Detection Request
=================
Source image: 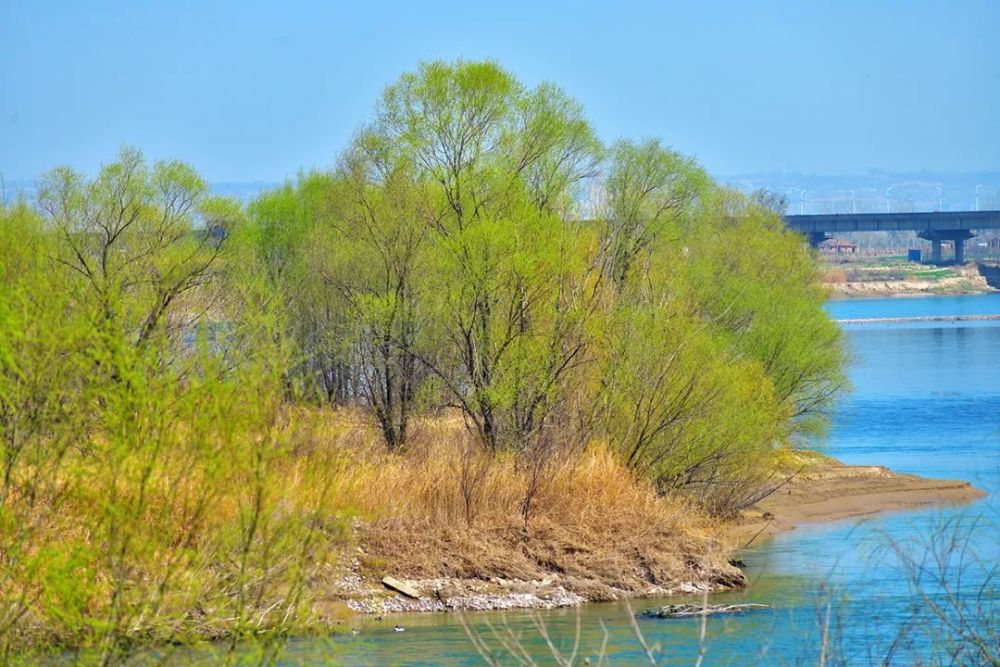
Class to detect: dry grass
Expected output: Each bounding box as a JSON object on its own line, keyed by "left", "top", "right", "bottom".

{"left": 823, "top": 269, "right": 849, "bottom": 284}
{"left": 280, "top": 408, "right": 741, "bottom": 598}
{"left": 1, "top": 407, "right": 742, "bottom": 655}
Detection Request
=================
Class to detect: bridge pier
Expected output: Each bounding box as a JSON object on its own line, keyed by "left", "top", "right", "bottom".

{"left": 784, "top": 212, "right": 1000, "bottom": 262}
{"left": 918, "top": 229, "right": 974, "bottom": 265}
{"left": 808, "top": 232, "right": 830, "bottom": 248}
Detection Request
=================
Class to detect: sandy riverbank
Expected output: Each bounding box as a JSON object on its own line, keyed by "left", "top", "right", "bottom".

{"left": 334, "top": 452, "right": 987, "bottom": 617}
{"left": 729, "top": 451, "right": 987, "bottom": 547}
{"left": 825, "top": 262, "right": 997, "bottom": 299}
{"left": 827, "top": 276, "right": 995, "bottom": 299}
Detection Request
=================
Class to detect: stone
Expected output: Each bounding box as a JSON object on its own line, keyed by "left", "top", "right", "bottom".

{"left": 642, "top": 603, "right": 769, "bottom": 619}
{"left": 381, "top": 576, "right": 422, "bottom": 599}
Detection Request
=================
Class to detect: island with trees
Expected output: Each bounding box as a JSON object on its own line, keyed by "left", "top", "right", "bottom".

{"left": 0, "top": 60, "right": 855, "bottom": 662}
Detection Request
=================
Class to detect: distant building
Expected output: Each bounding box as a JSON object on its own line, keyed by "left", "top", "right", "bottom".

{"left": 820, "top": 238, "right": 858, "bottom": 254}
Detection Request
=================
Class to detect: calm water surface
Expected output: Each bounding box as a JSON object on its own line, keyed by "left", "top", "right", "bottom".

{"left": 171, "top": 295, "right": 1000, "bottom": 665}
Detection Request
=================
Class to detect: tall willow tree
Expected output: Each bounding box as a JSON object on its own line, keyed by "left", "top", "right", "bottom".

{"left": 243, "top": 173, "right": 354, "bottom": 403}
{"left": 358, "top": 60, "right": 604, "bottom": 451}
{"left": 322, "top": 146, "right": 430, "bottom": 449}
{"left": 672, "top": 188, "right": 847, "bottom": 438}
{"left": 592, "top": 141, "right": 846, "bottom": 512}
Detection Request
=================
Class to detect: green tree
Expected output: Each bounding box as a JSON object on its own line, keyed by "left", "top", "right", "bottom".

{"left": 676, "top": 188, "right": 848, "bottom": 438}
{"left": 36, "top": 146, "right": 239, "bottom": 356}
{"left": 324, "top": 145, "right": 430, "bottom": 449}
{"left": 362, "top": 60, "right": 603, "bottom": 451}
{"left": 0, "top": 156, "right": 337, "bottom": 662}
{"left": 242, "top": 173, "right": 355, "bottom": 403}
{"left": 598, "top": 299, "right": 785, "bottom": 512}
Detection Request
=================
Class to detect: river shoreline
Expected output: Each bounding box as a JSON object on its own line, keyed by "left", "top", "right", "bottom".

{"left": 828, "top": 284, "right": 997, "bottom": 299}
{"left": 825, "top": 261, "right": 998, "bottom": 299}
{"left": 334, "top": 453, "right": 986, "bottom": 618}
{"left": 728, "top": 453, "right": 986, "bottom": 548}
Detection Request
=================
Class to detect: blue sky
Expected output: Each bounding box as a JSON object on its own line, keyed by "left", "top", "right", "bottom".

{"left": 1, "top": 0, "right": 997, "bottom": 182}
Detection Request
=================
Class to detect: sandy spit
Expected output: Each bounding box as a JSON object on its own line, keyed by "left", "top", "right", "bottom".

{"left": 729, "top": 455, "right": 988, "bottom": 548}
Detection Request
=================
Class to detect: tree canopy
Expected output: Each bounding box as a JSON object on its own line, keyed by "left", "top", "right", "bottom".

{"left": 234, "top": 59, "right": 846, "bottom": 493}
{"left": 3, "top": 58, "right": 846, "bottom": 521}
{"left": 0, "top": 59, "right": 848, "bottom": 658}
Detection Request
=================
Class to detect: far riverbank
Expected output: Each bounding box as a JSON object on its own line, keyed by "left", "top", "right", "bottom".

{"left": 824, "top": 260, "right": 999, "bottom": 299}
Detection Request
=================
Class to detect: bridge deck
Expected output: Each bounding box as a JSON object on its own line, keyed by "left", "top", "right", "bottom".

{"left": 784, "top": 211, "right": 1000, "bottom": 234}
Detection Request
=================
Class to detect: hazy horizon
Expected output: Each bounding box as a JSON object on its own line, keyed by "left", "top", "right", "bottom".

{"left": 5, "top": 168, "right": 1000, "bottom": 215}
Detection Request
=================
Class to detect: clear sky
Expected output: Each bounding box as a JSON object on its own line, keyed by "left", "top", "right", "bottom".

{"left": 1, "top": 0, "right": 997, "bottom": 182}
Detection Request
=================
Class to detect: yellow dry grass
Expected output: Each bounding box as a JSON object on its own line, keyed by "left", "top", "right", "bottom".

{"left": 823, "top": 269, "right": 849, "bottom": 284}
{"left": 275, "top": 408, "right": 736, "bottom": 596}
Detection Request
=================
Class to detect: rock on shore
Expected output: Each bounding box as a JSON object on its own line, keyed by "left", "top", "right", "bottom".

{"left": 335, "top": 573, "right": 743, "bottom": 615}
{"left": 642, "top": 603, "right": 769, "bottom": 618}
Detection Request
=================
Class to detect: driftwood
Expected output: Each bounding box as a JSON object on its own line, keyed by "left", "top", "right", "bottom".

{"left": 642, "top": 603, "right": 769, "bottom": 619}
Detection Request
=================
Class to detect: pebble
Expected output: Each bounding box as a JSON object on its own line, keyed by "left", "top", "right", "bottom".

{"left": 336, "top": 575, "right": 732, "bottom": 616}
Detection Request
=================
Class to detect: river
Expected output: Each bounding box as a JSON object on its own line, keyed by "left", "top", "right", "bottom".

{"left": 164, "top": 294, "right": 1000, "bottom": 665}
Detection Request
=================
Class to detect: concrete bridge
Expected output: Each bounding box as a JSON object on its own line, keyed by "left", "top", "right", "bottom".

{"left": 784, "top": 211, "right": 1000, "bottom": 263}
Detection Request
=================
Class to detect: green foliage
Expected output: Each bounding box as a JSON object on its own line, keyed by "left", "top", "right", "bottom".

{"left": 232, "top": 59, "right": 844, "bottom": 497}
{"left": 588, "top": 145, "right": 844, "bottom": 509}
{"left": 240, "top": 172, "right": 352, "bottom": 404}
{"left": 322, "top": 155, "right": 428, "bottom": 448}
{"left": 362, "top": 60, "right": 604, "bottom": 451}
{"left": 36, "top": 146, "right": 238, "bottom": 354}
{"left": 0, "top": 159, "right": 340, "bottom": 663}
{"left": 674, "top": 189, "right": 848, "bottom": 437}
{"left": 598, "top": 300, "right": 784, "bottom": 508}
{"left": 0, "top": 59, "right": 848, "bottom": 657}
{"left": 601, "top": 138, "right": 709, "bottom": 287}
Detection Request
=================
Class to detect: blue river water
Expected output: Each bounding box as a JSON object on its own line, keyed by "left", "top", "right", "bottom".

{"left": 160, "top": 295, "right": 1000, "bottom": 666}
